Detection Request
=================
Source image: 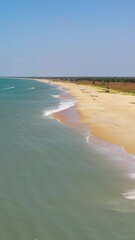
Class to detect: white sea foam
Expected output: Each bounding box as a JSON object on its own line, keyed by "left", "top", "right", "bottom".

{"left": 56, "top": 86, "right": 64, "bottom": 92}
{"left": 2, "top": 86, "right": 15, "bottom": 90}
{"left": 51, "top": 95, "right": 60, "bottom": 98}
{"left": 29, "top": 87, "right": 35, "bottom": 90}
{"left": 86, "top": 135, "right": 90, "bottom": 143}
{"left": 122, "top": 189, "right": 135, "bottom": 200}
{"left": 44, "top": 100, "right": 75, "bottom": 116}
{"left": 127, "top": 173, "right": 135, "bottom": 179}
{"left": 21, "top": 87, "right": 35, "bottom": 91}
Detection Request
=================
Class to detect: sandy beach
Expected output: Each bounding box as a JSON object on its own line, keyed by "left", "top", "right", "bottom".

{"left": 37, "top": 79, "right": 135, "bottom": 155}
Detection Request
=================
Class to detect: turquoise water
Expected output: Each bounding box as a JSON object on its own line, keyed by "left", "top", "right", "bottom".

{"left": 0, "top": 78, "right": 135, "bottom": 240}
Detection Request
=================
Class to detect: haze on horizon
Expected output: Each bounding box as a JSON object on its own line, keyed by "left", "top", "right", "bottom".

{"left": 0, "top": 0, "right": 135, "bottom": 77}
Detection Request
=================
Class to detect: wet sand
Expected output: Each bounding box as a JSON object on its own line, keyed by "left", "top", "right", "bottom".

{"left": 37, "top": 79, "right": 135, "bottom": 155}
{"left": 53, "top": 107, "right": 81, "bottom": 127}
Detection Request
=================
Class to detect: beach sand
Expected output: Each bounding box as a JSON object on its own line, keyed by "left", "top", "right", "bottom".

{"left": 37, "top": 79, "right": 135, "bottom": 155}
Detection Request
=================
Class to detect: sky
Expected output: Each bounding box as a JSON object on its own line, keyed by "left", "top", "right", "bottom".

{"left": 0, "top": 0, "right": 135, "bottom": 77}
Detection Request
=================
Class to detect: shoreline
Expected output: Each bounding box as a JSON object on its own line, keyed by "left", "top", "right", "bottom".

{"left": 34, "top": 79, "right": 135, "bottom": 155}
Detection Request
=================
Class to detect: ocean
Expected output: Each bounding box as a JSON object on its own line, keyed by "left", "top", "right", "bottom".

{"left": 0, "top": 78, "right": 135, "bottom": 240}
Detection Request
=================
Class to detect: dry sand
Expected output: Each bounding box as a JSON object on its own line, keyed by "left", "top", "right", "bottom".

{"left": 37, "top": 79, "right": 135, "bottom": 155}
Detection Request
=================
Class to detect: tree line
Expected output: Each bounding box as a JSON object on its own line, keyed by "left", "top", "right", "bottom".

{"left": 22, "top": 77, "right": 135, "bottom": 83}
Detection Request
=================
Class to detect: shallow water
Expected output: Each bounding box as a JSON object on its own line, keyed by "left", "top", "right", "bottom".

{"left": 0, "top": 78, "right": 135, "bottom": 240}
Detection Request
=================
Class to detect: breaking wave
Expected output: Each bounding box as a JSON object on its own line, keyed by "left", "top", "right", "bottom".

{"left": 29, "top": 87, "right": 35, "bottom": 90}
{"left": 1, "top": 86, "right": 15, "bottom": 90}
{"left": 51, "top": 95, "right": 60, "bottom": 98}
{"left": 44, "top": 100, "right": 75, "bottom": 116}
{"left": 122, "top": 189, "right": 135, "bottom": 200}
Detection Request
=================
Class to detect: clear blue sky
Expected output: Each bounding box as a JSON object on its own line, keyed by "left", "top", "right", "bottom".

{"left": 0, "top": 0, "right": 135, "bottom": 76}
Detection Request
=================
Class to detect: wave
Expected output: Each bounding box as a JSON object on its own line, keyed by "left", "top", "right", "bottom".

{"left": 1, "top": 86, "right": 15, "bottom": 90}
{"left": 126, "top": 173, "right": 135, "bottom": 179}
{"left": 51, "top": 95, "right": 60, "bottom": 98}
{"left": 86, "top": 135, "right": 90, "bottom": 143}
{"left": 56, "top": 86, "right": 64, "bottom": 91}
{"left": 122, "top": 189, "right": 135, "bottom": 200}
{"left": 44, "top": 100, "right": 75, "bottom": 116}
{"left": 19, "top": 87, "right": 35, "bottom": 91}
{"left": 29, "top": 87, "right": 35, "bottom": 90}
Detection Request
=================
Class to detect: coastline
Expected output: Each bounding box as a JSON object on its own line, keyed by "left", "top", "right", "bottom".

{"left": 36, "top": 79, "right": 135, "bottom": 155}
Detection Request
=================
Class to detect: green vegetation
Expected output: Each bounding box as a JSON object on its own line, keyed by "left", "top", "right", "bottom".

{"left": 43, "top": 77, "right": 135, "bottom": 83}
{"left": 19, "top": 77, "right": 135, "bottom": 83}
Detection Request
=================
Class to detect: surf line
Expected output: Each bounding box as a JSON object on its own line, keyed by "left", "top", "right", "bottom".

{"left": 44, "top": 100, "right": 76, "bottom": 117}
